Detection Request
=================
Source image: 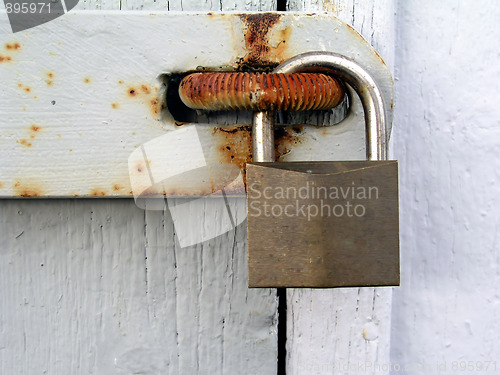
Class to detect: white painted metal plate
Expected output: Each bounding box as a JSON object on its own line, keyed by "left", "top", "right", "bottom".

{"left": 0, "top": 11, "right": 392, "bottom": 197}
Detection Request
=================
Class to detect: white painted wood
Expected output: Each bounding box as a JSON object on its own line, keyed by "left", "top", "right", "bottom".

{"left": 0, "top": 199, "right": 277, "bottom": 374}
{"left": 0, "top": 12, "right": 391, "bottom": 198}
{"left": 391, "top": 1, "right": 500, "bottom": 371}
{"left": 76, "top": 0, "right": 277, "bottom": 11}
{"left": 0, "top": 1, "right": 280, "bottom": 375}
{"left": 285, "top": 1, "right": 395, "bottom": 374}
{"left": 0, "top": 2, "right": 396, "bottom": 375}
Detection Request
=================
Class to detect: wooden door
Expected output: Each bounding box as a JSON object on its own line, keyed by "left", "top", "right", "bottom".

{"left": 0, "top": 1, "right": 395, "bottom": 374}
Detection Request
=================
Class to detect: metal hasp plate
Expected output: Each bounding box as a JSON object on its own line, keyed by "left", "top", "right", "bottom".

{"left": 247, "top": 161, "right": 399, "bottom": 288}
{"left": 0, "top": 12, "right": 392, "bottom": 198}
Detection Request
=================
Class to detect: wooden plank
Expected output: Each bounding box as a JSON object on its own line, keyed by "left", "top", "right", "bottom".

{"left": 0, "top": 199, "right": 277, "bottom": 374}
{"left": 76, "top": 0, "right": 277, "bottom": 11}
{"left": 0, "top": 2, "right": 396, "bottom": 375}
{"left": 285, "top": 1, "right": 396, "bottom": 374}
{"left": 0, "top": 12, "right": 392, "bottom": 198}
{"left": 391, "top": 1, "right": 500, "bottom": 369}
{"left": 0, "top": 1, "right": 280, "bottom": 375}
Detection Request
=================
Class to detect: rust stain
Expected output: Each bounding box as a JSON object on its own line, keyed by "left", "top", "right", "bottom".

{"left": 322, "top": 0, "right": 337, "bottom": 12}
{"left": 31, "top": 125, "right": 41, "bottom": 132}
{"left": 13, "top": 181, "right": 44, "bottom": 197}
{"left": 150, "top": 98, "right": 163, "bottom": 116}
{"left": 84, "top": 77, "right": 91, "bottom": 84}
{"left": 121, "top": 81, "right": 163, "bottom": 120}
{"left": 46, "top": 72, "right": 54, "bottom": 78}
{"left": 0, "top": 55, "right": 12, "bottom": 63}
{"left": 17, "top": 139, "right": 32, "bottom": 147}
{"left": 112, "top": 184, "right": 123, "bottom": 191}
{"left": 118, "top": 80, "right": 124, "bottom": 84}
{"left": 275, "top": 126, "right": 304, "bottom": 161}
{"left": 17, "top": 83, "right": 32, "bottom": 93}
{"left": 5, "top": 42, "right": 21, "bottom": 50}
{"left": 179, "top": 72, "right": 344, "bottom": 111}
{"left": 46, "top": 80, "right": 54, "bottom": 86}
{"left": 0, "top": 182, "right": 4, "bottom": 189}
{"left": 274, "top": 26, "right": 292, "bottom": 58}
{"left": 211, "top": 124, "right": 304, "bottom": 185}
{"left": 111, "top": 103, "right": 119, "bottom": 109}
{"left": 90, "top": 189, "right": 107, "bottom": 196}
{"left": 238, "top": 13, "right": 284, "bottom": 69}
{"left": 213, "top": 125, "right": 252, "bottom": 179}
{"left": 69, "top": 149, "right": 73, "bottom": 152}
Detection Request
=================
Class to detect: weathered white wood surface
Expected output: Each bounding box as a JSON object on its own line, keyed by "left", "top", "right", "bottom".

{"left": 391, "top": 1, "right": 500, "bottom": 371}
{"left": 0, "top": 1, "right": 396, "bottom": 375}
{"left": 0, "top": 1, "right": 281, "bottom": 374}
{"left": 285, "top": 1, "right": 395, "bottom": 374}
{"left": 0, "top": 198, "right": 278, "bottom": 374}
{"left": 0, "top": 11, "right": 391, "bottom": 198}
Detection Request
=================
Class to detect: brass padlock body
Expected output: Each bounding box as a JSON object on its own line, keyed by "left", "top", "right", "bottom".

{"left": 247, "top": 161, "right": 399, "bottom": 288}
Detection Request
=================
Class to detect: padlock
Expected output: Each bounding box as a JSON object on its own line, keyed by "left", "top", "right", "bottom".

{"left": 178, "top": 51, "right": 399, "bottom": 288}
{"left": 246, "top": 52, "right": 399, "bottom": 288}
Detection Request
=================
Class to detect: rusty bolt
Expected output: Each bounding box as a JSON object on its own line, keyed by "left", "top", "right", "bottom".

{"left": 178, "top": 72, "right": 345, "bottom": 111}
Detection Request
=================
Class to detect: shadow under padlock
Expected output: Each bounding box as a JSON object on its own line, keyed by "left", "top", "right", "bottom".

{"left": 128, "top": 125, "right": 246, "bottom": 248}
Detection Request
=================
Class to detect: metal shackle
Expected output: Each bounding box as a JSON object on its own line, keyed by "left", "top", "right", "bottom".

{"left": 252, "top": 52, "right": 388, "bottom": 163}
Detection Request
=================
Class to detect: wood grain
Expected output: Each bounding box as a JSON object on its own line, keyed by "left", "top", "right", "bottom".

{"left": 284, "top": 1, "right": 396, "bottom": 374}
{"left": 0, "top": 1, "right": 280, "bottom": 374}
{"left": 0, "top": 1, "right": 396, "bottom": 374}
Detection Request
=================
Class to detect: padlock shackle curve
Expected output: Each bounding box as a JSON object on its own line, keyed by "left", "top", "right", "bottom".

{"left": 254, "top": 52, "right": 388, "bottom": 161}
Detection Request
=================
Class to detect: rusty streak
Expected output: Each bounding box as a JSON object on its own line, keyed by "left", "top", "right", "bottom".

{"left": 239, "top": 13, "right": 283, "bottom": 69}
